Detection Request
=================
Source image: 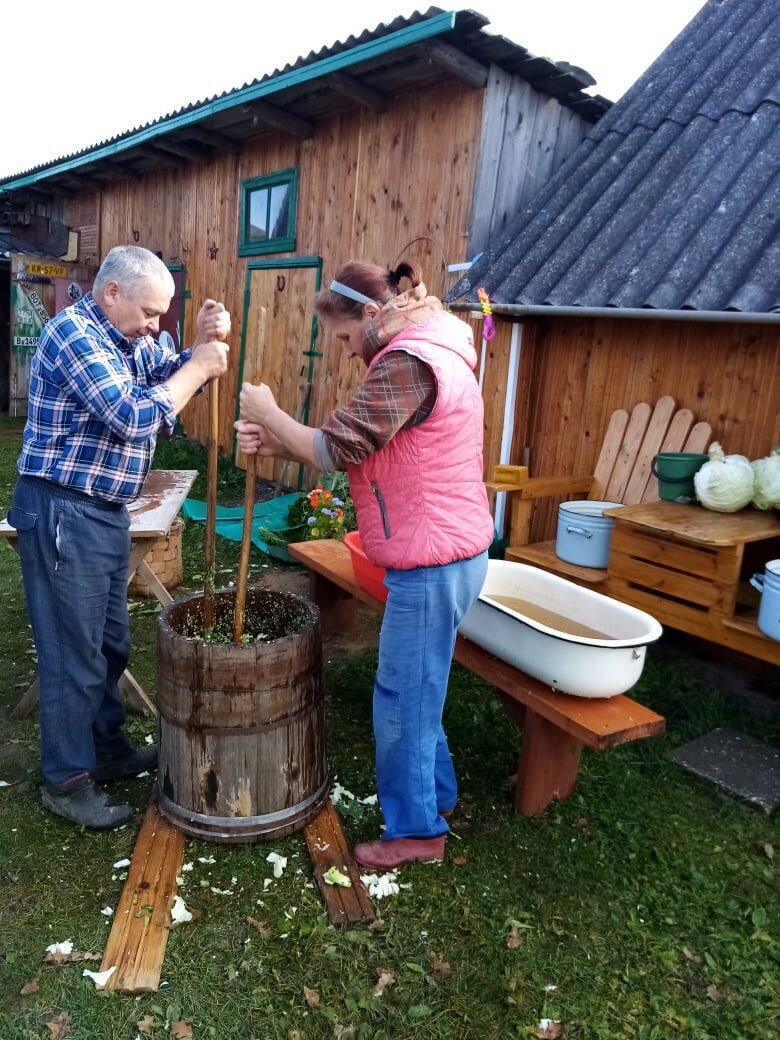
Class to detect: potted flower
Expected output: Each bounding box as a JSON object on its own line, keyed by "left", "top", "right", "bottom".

{"left": 260, "top": 472, "right": 356, "bottom": 560}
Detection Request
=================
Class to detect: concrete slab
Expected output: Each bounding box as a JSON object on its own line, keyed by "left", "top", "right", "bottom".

{"left": 668, "top": 727, "right": 780, "bottom": 813}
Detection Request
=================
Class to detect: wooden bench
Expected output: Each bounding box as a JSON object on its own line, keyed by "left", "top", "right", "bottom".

{"left": 288, "top": 539, "right": 666, "bottom": 816}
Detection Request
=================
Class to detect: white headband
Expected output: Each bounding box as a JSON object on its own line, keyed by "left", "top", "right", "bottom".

{"left": 329, "top": 280, "right": 373, "bottom": 305}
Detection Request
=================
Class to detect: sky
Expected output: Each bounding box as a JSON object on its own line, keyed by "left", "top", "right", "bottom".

{"left": 1, "top": 0, "right": 706, "bottom": 179}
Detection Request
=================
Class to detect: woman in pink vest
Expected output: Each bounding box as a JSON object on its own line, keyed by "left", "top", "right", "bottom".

{"left": 236, "top": 259, "right": 494, "bottom": 870}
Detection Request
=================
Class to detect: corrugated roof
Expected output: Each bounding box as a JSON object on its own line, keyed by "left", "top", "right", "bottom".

{"left": 447, "top": 0, "right": 780, "bottom": 317}
{"left": 0, "top": 8, "right": 608, "bottom": 191}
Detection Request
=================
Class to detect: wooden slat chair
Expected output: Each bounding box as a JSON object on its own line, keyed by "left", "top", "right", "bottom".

{"left": 488, "top": 396, "right": 712, "bottom": 586}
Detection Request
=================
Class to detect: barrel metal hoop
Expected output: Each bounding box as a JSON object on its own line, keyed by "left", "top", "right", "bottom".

{"left": 156, "top": 773, "right": 330, "bottom": 841}
{"left": 155, "top": 694, "right": 324, "bottom": 735}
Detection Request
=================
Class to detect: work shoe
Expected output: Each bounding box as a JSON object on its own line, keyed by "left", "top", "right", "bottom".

{"left": 353, "top": 835, "right": 445, "bottom": 870}
{"left": 91, "top": 744, "right": 158, "bottom": 783}
{"left": 41, "top": 777, "right": 134, "bottom": 830}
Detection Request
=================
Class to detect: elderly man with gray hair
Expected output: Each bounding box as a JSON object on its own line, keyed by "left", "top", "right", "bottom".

{"left": 9, "top": 245, "right": 230, "bottom": 829}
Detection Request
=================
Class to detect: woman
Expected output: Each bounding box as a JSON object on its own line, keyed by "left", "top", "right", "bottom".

{"left": 236, "top": 259, "right": 493, "bottom": 870}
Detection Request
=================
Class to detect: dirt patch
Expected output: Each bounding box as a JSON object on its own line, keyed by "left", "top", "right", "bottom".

{"left": 254, "top": 564, "right": 380, "bottom": 659}
{"left": 322, "top": 605, "right": 381, "bottom": 660}
{"left": 0, "top": 743, "right": 33, "bottom": 791}
{"left": 222, "top": 476, "right": 298, "bottom": 509}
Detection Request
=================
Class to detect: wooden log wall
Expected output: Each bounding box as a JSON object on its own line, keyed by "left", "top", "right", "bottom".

{"left": 497, "top": 315, "right": 780, "bottom": 543}
{"left": 469, "top": 68, "right": 590, "bottom": 257}
{"left": 65, "top": 194, "right": 99, "bottom": 265}
{"left": 67, "top": 79, "right": 485, "bottom": 458}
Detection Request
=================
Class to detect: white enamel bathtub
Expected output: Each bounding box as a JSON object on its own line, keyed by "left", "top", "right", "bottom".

{"left": 458, "top": 561, "right": 663, "bottom": 698}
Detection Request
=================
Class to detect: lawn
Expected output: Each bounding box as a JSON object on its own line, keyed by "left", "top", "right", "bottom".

{"left": 0, "top": 414, "right": 778, "bottom": 1040}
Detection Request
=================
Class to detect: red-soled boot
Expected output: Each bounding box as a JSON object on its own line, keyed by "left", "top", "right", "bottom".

{"left": 353, "top": 835, "right": 445, "bottom": 870}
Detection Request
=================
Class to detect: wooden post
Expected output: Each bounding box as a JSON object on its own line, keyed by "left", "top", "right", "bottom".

{"left": 514, "top": 710, "right": 583, "bottom": 814}
{"left": 203, "top": 378, "right": 219, "bottom": 635}
{"left": 203, "top": 310, "right": 229, "bottom": 636}
{"left": 232, "top": 301, "right": 267, "bottom": 642}
{"left": 233, "top": 458, "right": 256, "bottom": 643}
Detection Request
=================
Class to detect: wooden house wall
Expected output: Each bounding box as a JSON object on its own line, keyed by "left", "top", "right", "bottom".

{"left": 497, "top": 315, "right": 780, "bottom": 543}
{"left": 59, "top": 67, "right": 598, "bottom": 463}
{"left": 67, "top": 79, "right": 486, "bottom": 456}
{"left": 65, "top": 194, "right": 99, "bottom": 265}
{"left": 469, "top": 68, "right": 589, "bottom": 257}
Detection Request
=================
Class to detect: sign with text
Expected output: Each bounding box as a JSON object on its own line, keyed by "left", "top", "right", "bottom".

{"left": 12, "top": 282, "right": 51, "bottom": 351}
{"left": 26, "top": 261, "right": 67, "bottom": 278}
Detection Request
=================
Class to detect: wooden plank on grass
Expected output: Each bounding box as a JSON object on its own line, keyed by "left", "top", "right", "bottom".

{"left": 101, "top": 802, "right": 186, "bottom": 993}
{"left": 304, "top": 798, "right": 375, "bottom": 926}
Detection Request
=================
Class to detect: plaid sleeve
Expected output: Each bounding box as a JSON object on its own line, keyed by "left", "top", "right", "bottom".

{"left": 50, "top": 318, "right": 176, "bottom": 443}
{"left": 149, "top": 344, "right": 191, "bottom": 382}
{"left": 320, "top": 351, "right": 436, "bottom": 468}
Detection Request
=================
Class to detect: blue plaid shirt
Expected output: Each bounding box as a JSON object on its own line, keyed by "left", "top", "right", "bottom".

{"left": 17, "top": 292, "right": 189, "bottom": 503}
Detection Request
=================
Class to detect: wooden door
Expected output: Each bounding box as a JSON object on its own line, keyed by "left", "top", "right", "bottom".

{"left": 237, "top": 260, "right": 321, "bottom": 485}
{"left": 9, "top": 278, "right": 53, "bottom": 417}
{"left": 157, "top": 265, "right": 187, "bottom": 351}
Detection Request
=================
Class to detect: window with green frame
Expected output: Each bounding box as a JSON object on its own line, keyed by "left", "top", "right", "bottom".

{"left": 238, "top": 168, "right": 298, "bottom": 256}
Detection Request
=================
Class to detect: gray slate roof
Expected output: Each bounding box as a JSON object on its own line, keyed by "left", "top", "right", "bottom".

{"left": 447, "top": 0, "right": 780, "bottom": 316}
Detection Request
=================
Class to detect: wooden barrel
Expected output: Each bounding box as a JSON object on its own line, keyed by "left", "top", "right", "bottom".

{"left": 156, "top": 587, "right": 329, "bottom": 843}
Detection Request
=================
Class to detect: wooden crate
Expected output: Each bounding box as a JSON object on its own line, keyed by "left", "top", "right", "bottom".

{"left": 605, "top": 504, "right": 780, "bottom": 666}
{"left": 128, "top": 516, "right": 184, "bottom": 597}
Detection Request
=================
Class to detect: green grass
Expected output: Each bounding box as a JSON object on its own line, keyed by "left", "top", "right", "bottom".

{"left": 0, "top": 415, "right": 778, "bottom": 1040}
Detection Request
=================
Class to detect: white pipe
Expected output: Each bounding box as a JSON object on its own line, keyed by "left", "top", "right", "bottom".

{"left": 477, "top": 334, "right": 487, "bottom": 390}
{"left": 493, "top": 322, "right": 522, "bottom": 536}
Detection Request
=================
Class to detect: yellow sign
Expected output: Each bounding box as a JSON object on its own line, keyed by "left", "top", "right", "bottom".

{"left": 27, "top": 262, "right": 67, "bottom": 278}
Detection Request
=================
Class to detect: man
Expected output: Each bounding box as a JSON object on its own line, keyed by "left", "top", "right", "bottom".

{"left": 9, "top": 245, "right": 230, "bottom": 829}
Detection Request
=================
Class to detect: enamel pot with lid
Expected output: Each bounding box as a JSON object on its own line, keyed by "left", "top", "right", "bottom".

{"left": 555, "top": 500, "right": 623, "bottom": 569}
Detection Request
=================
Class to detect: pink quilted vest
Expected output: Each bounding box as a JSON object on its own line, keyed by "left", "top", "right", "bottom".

{"left": 347, "top": 312, "right": 494, "bottom": 570}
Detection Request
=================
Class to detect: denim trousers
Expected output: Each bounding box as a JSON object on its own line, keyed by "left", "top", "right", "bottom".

{"left": 9, "top": 477, "right": 133, "bottom": 786}
{"left": 374, "top": 550, "right": 488, "bottom": 840}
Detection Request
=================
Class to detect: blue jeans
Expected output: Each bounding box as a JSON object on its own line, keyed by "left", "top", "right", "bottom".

{"left": 9, "top": 477, "right": 133, "bottom": 787}
{"left": 374, "top": 550, "right": 488, "bottom": 840}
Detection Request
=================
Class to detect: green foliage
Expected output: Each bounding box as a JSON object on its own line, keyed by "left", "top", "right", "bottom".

{"left": 151, "top": 432, "right": 248, "bottom": 502}
{"left": 0, "top": 415, "right": 778, "bottom": 1040}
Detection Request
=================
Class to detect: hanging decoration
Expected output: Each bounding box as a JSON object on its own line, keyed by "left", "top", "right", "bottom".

{"left": 476, "top": 287, "right": 496, "bottom": 341}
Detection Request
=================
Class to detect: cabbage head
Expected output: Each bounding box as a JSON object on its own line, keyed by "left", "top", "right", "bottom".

{"left": 693, "top": 442, "right": 754, "bottom": 513}
{"left": 751, "top": 446, "right": 780, "bottom": 510}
